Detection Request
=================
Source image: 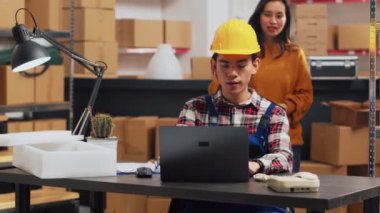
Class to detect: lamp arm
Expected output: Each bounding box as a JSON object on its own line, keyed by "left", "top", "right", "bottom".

{"left": 32, "top": 28, "right": 107, "bottom": 136}
{"left": 34, "top": 27, "right": 105, "bottom": 77}
{"left": 72, "top": 75, "right": 103, "bottom": 136}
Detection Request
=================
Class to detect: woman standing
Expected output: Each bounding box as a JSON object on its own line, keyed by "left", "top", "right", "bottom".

{"left": 208, "top": 0, "right": 313, "bottom": 172}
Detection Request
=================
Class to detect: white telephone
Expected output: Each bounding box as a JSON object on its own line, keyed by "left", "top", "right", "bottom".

{"left": 254, "top": 172, "right": 320, "bottom": 193}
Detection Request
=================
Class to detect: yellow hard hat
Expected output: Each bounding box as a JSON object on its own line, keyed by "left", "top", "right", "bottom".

{"left": 210, "top": 18, "right": 260, "bottom": 55}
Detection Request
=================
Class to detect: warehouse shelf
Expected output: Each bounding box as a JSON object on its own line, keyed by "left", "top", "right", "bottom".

{"left": 328, "top": 49, "right": 380, "bottom": 55}
{"left": 290, "top": 0, "right": 371, "bottom": 3}
{"left": 0, "top": 27, "right": 72, "bottom": 132}
{"left": 0, "top": 102, "right": 70, "bottom": 114}
{"left": 0, "top": 29, "right": 70, "bottom": 39}
{"left": 118, "top": 47, "right": 189, "bottom": 55}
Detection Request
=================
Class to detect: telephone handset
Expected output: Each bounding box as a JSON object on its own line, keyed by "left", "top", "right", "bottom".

{"left": 254, "top": 172, "right": 320, "bottom": 193}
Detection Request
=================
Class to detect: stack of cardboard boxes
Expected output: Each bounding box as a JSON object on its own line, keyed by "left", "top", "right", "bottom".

{"left": 116, "top": 19, "right": 191, "bottom": 49}
{"left": 0, "top": 64, "right": 65, "bottom": 106}
{"left": 107, "top": 116, "right": 177, "bottom": 213}
{"left": 295, "top": 3, "right": 328, "bottom": 56}
{"left": 309, "top": 100, "right": 380, "bottom": 213}
{"left": 295, "top": 4, "right": 370, "bottom": 55}
{"left": 62, "top": 0, "right": 118, "bottom": 77}
{"left": 190, "top": 57, "right": 213, "bottom": 80}
{"left": 294, "top": 3, "right": 378, "bottom": 77}
{"left": 311, "top": 100, "right": 380, "bottom": 166}
{"left": 0, "top": 0, "right": 67, "bottom": 133}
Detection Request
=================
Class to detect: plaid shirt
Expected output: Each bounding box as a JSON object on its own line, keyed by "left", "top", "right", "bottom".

{"left": 177, "top": 89, "right": 293, "bottom": 174}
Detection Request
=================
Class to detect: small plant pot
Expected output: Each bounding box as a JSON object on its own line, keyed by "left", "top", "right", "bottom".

{"left": 86, "top": 136, "right": 118, "bottom": 150}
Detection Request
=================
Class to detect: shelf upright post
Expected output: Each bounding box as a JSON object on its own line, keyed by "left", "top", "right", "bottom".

{"left": 368, "top": 0, "right": 377, "bottom": 178}
{"left": 68, "top": 0, "right": 75, "bottom": 131}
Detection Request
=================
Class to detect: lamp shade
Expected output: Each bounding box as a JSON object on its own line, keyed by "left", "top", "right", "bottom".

{"left": 11, "top": 24, "right": 51, "bottom": 72}
{"left": 11, "top": 41, "right": 51, "bottom": 72}
{"left": 146, "top": 44, "right": 183, "bottom": 79}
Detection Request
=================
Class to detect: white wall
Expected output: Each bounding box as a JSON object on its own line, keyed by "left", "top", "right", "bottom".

{"left": 229, "top": 0, "right": 259, "bottom": 21}
{"left": 116, "top": 0, "right": 162, "bottom": 19}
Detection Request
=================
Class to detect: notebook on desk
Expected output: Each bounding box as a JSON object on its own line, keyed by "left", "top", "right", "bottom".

{"left": 159, "top": 126, "right": 249, "bottom": 182}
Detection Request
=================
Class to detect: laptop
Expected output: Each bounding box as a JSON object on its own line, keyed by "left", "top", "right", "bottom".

{"left": 159, "top": 126, "right": 249, "bottom": 182}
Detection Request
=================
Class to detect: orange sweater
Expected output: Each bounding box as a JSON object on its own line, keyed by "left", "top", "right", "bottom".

{"left": 208, "top": 43, "right": 313, "bottom": 145}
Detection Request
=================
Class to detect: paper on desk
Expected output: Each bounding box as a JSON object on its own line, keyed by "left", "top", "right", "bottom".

{"left": 117, "top": 161, "right": 160, "bottom": 174}
{"left": 0, "top": 131, "right": 84, "bottom": 146}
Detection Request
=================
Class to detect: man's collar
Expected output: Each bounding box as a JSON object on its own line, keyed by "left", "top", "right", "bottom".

{"left": 214, "top": 88, "right": 260, "bottom": 110}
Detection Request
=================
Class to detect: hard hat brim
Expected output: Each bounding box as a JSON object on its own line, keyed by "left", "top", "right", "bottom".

{"left": 212, "top": 48, "right": 260, "bottom": 55}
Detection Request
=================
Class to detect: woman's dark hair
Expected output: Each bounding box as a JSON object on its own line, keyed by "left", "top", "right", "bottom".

{"left": 248, "top": 0, "right": 291, "bottom": 58}
{"left": 211, "top": 53, "right": 258, "bottom": 61}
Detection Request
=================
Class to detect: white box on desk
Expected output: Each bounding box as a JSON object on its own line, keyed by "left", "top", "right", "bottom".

{"left": 13, "top": 141, "right": 116, "bottom": 179}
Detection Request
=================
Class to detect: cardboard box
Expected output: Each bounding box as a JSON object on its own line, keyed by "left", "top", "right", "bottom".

{"left": 328, "top": 26, "right": 338, "bottom": 50}
{"left": 34, "top": 119, "right": 67, "bottom": 131}
{"left": 296, "top": 30, "right": 327, "bottom": 44}
{"left": 164, "top": 20, "right": 192, "bottom": 48}
{"left": 64, "top": 41, "right": 118, "bottom": 76}
{"left": 106, "top": 193, "right": 147, "bottom": 213}
{"left": 125, "top": 116, "right": 158, "bottom": 162}
{"left": 310, "top": 123, "right": 380, "bottom": 166}
{"left": 0, "top": 0, "right": 24, "bottom": 28}
{"left": 300, "top": 161, "right": 347, "bottom": 175}
{"left": 338, "top": 24, "right": 370, "bottom": 50}
{"left": 13, "top": 141, "right": 116, "bottom": 178}
{"left": 62, "top": 8, "right": 115, "bottom": 42}
{"left": 62, "top": 0, "right": 115, "bottom": 9}
{"left": 295, "top": 3, "right": 327, "bottom": 19}
{"left": 117, "top": 19, "right": 164, "bottom": 48}
{"left": 324, "top": 100, "right": 380, "bottom": 129}
{"left": 8, "top": 121, "right": 34, "bottom": 133}
{"left": 191, "top": 57, "right": 212, "bottom": 80}
{"left": 0, "top": 115, "right": 7, "bottom": 122}
{"left": 155, "top": 117, "right": 177, "bottom": 159}
{"left": 0, "top": 66, "right": 35, "bottom": 105}
{"left": 147, "top": 196, "right": 171, "bottom": 213}
{"left": 35, "top": 65, "right": 65, "bottom": 103}
{"left": 123, "top": 153, "right": 151, "bottom": 162}
{"left": 296, "top": 18, "right": 328, "bottom": 32}
{"left": 112, "top": 116, "right": 131, "bottom": 161}
{"left": 295, "top": 206, "right": 346, "bottom": 213}
{"left": 25, "top": 0, "right": 62, "bottom": 31}
{"left": 347, "top": 165, "right": 380, "bottom": 177}
{"left": 298, "top": 41, "right": 328, "bottom": 56}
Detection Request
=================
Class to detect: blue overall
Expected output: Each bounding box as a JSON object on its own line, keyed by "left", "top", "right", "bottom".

{"left": 168, "top": 96, "right": 288, "bottom": 213}
{"left": 204, "top": 95, "right": 275, "bottom": 159}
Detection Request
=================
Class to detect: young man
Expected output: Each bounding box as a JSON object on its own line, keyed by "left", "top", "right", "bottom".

{"left": 170, "top": 19, "right": 293, "bottom": 212}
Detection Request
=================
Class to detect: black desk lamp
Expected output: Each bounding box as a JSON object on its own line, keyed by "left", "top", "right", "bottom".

{"left": 11, "top": 8, "right": 108, "bottom": 136}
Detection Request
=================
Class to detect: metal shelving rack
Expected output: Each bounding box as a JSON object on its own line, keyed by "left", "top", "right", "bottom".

{"left": 292, "top": 0, "right": 378, "bottom": 179}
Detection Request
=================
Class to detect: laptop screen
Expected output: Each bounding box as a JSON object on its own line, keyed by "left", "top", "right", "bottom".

{"left": 159, "top": 126, "right": 249, "bottom": 182}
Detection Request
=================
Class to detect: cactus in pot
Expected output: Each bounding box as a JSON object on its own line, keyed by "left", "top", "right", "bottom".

{"left": 90, "top": 113, "right": 113, "bottom": 138}
{"left": 87, "top": 112, "right": 118, "bottom": 150}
